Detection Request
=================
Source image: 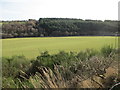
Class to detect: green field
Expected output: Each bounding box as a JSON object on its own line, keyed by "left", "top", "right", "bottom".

{"left": 2, "top": 36, "right": 118, "bottom": 59}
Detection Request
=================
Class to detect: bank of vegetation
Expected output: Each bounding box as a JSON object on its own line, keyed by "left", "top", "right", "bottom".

{"left": 2, "top": 45, "right": 120, "bottom": 88}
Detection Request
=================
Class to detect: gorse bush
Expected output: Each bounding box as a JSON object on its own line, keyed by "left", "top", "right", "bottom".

{"left": 34, "top": 49, "right": 98, "bottom": 70}
{"left": 2, "top": 55, "right": 30, "bottom": 77}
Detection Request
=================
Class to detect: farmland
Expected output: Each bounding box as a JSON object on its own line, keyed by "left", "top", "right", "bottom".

{"left": 2, "top": 36, "right": 118, "bottom": 59}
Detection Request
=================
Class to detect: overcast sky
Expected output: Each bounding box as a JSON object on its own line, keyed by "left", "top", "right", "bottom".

{"left": 0, "top": 0, "right": 119, "bottom": 20}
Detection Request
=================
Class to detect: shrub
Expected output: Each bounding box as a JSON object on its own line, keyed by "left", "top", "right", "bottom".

{"left": 2, "top": 55, "right": 30, "bottom": 77}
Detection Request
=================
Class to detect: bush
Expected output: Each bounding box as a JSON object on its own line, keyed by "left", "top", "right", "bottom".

{"left": 2, "top": 55, "right": 30, "bottom": 77}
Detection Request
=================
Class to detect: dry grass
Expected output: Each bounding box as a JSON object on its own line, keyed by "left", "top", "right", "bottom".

{"left": 28, "top": 64, "right": 119, "bottom": 88}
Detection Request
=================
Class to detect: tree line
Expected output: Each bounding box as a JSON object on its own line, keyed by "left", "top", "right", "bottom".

{"left": 1, "top": 18, "right": 119, "bottom": 38}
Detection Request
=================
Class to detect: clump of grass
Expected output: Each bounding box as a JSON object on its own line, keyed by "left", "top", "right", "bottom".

{"left": 77, "top": 49, "right": 98, "bottom": 61}
{"left": 101, "top": 45, "right": 115, "bottom": 57}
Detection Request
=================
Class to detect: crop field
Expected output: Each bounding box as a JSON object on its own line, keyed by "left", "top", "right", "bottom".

{"left": 2, "top": 36, "right": 118, "bottom": 59}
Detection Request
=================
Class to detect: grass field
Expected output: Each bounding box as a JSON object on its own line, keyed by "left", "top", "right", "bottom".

{"left": 2, "top": 36, "right": 118, "bottom": 59}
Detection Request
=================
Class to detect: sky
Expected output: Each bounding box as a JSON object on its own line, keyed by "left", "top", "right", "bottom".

{"left": 0, "top": 0, "right": 119, "bottom": 21}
